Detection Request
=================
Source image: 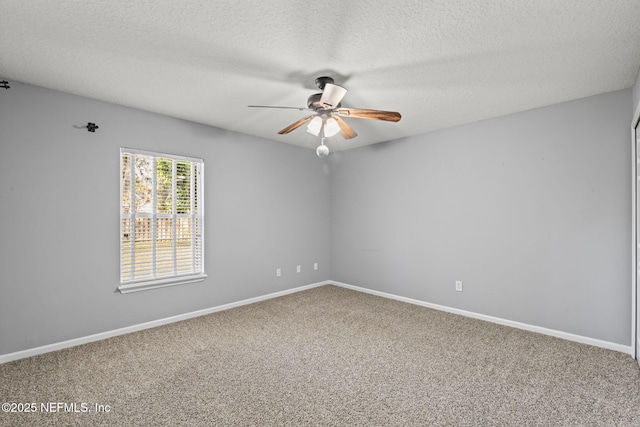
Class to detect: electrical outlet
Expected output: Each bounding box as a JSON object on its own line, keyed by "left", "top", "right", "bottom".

{"left": 296, "top": 265, "right": 301, "bottom": 273}
{"left": 314, "top": 263, "right": 318, "bottom": 270}
{"left": 276, "top": 268, "right": 281, "bottom": 277}
{"left": 455, "top": 281, "right": 463, "bottom": 292}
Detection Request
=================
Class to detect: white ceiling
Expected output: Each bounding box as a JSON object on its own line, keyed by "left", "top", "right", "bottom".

{"left": 1, "top": 1, "right": 640, "bottom": 152}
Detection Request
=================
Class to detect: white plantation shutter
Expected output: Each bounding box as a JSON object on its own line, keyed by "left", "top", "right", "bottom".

{"left": 119, "top": 148, "right": 205, "bottom": 293}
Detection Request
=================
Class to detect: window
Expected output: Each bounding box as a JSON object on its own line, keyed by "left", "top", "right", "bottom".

{"left": 119, "top": 148, "right": 205, "bottom": 293}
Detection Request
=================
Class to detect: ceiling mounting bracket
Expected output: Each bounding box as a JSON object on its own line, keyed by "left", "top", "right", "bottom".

{"left": 315, "top": 76, "right": 334, "bottom": 90}
{"left": 0, "top": 80, "right": 10, "bottom": 89}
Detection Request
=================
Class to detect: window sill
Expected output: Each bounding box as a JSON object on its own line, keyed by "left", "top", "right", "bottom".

{"left": 118, "top": 274, "right": 207, "bottom": 294}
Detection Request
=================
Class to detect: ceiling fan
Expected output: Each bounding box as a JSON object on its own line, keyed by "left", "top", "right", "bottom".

{"left": 248, "top": 77, "right": 401, "bottom": 156}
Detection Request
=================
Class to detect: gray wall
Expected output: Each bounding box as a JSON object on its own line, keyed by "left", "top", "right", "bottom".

{"left": 330, "top": 89, "right": 632, "bottom": 345}
{"left": 633, "top": 70, "right": 640, "bottom": 115}
{"left": 1, "top": 81, "right": 633, "bottom": 355}
{"left": 633, "top": 71, "right": 640, "bottom": 356}
{"left": 0, "top": 82, "right": 331, "bottom": 355}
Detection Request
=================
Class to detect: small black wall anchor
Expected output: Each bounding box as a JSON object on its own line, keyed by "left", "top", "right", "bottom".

{"left": 0, "top": 80, "right": 9, "bottom": 89}
{"left": 86, "top": 122, "right": 99, "bottom": 132}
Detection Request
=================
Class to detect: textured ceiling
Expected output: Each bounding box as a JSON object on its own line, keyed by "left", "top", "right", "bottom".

{"left": 1, "top": 1, "right": 640, "bottom": 152}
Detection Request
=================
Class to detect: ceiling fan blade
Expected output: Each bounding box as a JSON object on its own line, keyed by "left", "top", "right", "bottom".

{"left": 333, "top": 115, "right": 357, "bottom": 139}
{"left": 319, "top": 83, "right": 348, "bottom": 109}
{"left": 335, "top": 108, "right": 401, "bottom": 122}
{"left": 248, "top": 105, "right": 309, "bottom": 111}
{"left": 277, "top": 115, "right": 315, "bottom": 134}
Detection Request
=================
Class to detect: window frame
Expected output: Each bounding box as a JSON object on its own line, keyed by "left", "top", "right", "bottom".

{"left": 118, "top": 147, "right": 206, "bottom": 294}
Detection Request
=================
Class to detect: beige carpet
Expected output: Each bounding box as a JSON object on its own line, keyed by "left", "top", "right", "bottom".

{"left": 1, "top": 285, "right": 639, "bottom": 426}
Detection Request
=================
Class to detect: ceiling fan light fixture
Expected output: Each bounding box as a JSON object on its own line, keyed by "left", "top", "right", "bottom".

{"left": 250, "top": 77, "right": 401, "bottom": 141}
{"left": 324, "top": 117, "right": 340, "bottom": 137}
{"left": 306, "top": 116, "right": 322, "bottom": 136}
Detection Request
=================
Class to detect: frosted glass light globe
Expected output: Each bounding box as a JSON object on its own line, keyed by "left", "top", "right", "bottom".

{"left": 316, "top": 144, "right": 329, "bottom": 158}
{"left": 323, "top": 117, "right": 340, "bottom": 137}
{"left": 306, "top": 116, "right": 322, "bottom": 136}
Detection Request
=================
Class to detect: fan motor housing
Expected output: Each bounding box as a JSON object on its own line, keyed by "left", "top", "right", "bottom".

{"left": 307, "top": 93, "right": 340, "bottom": 111}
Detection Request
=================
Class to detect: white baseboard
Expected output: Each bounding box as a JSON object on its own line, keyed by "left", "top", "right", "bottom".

{"left": 0, "top": 280, "right": 331, "bottom": 364}
{"left": 1, "top": 279, "right": 631, "bottom": 364}
{"left": 329, "top": 281, "right": 633, "bottom": 355}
